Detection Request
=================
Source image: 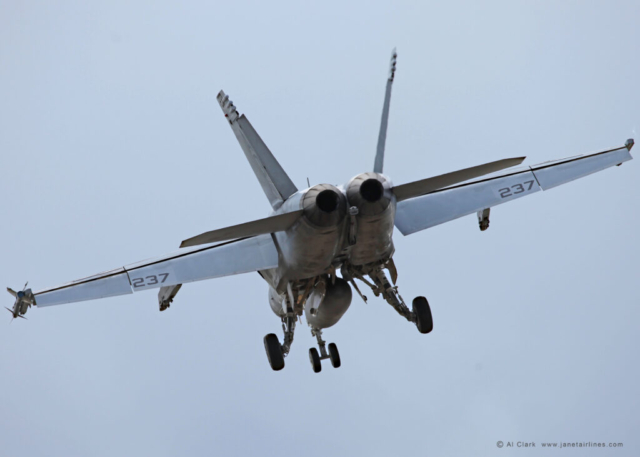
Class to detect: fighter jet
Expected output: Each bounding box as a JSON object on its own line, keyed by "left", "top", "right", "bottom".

{"left": 7, "top": 51, "right": 634, "bottom": 372}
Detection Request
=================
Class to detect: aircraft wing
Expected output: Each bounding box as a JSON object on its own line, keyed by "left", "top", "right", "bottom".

{"left": 32, "top": 234, "right": 278, "bottom": 307}
{"left": 394, "top": 141, "right": 634, "bottom": 235}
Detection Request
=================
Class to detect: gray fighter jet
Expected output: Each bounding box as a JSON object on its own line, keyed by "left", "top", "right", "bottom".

{"left": 7, "top": 51, "right": 634, "bottom": 372}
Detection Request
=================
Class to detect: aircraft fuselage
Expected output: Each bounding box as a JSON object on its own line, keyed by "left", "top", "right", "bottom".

{"left": 266, "top": 172, "right": 396, "bottom": 293}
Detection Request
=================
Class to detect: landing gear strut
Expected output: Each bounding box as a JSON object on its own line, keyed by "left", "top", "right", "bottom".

{"left": 344, "top": 261, "right": 434, "bottom": 335}
{"left": 281, "top": 315, "right": 296, "bottom": 356}
{"left": 368, "top": 267, "right": 413, "bottom": 322}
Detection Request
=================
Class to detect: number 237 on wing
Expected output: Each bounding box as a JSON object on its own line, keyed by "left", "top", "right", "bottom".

{"left": 130, "top": 273, "right": 170, "bottom": 289}
{"left": 497, "top": 180, "right": 536, "bottom": 198}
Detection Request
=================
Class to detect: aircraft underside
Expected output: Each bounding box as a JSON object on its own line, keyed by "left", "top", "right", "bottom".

{"left": 260, "top": 255, "right": 433, "bottom": 372}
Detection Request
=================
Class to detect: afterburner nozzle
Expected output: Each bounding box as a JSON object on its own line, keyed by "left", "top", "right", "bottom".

{"left": 346, "top": 172, "right": 393, "bottom": 216}
{"left": 302, "top": 184, "right": 347, "bottom": 227}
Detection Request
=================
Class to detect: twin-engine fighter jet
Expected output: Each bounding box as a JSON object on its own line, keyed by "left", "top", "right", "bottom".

{"left": 8, "top": 51, "right": 634, "bottom": 372}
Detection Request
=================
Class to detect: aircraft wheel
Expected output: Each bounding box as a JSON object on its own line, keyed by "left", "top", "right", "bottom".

{"left": 328, "top": 343, "right": 341, "bottom": 368}
{"left": 412, "top": 296, "right": 433, "bottom": 334}
{"left": 264, "top": 333, "right": 285, "bottom": 371}
{"left": 309, "top": 347, "right": 322, "bottom": 373}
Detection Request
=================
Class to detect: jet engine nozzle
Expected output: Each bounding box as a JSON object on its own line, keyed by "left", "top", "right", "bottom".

{"left": 302, "top": 184, "right": 347, "bottom": 227}
{"left": 346, "top": 172, "right": 393, "bottom": 216}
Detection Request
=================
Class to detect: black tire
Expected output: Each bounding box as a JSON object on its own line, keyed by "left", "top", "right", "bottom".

{"left": 412, "top": 296, "right": 433, "bottom": 334}
{"left": 328, "top": 343, "right": 341, "bottom": 368}
{"left": 309, "top": 347, "right": 322, "bottom": 373}
{"left": 264, "top": 333, "right": 285, "bottom": 371}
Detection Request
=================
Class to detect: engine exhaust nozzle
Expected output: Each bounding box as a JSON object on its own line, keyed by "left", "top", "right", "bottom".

{"left": 302, "top": 184, "right": 347, "bottom": 227}
{"left": 360, "top": 178, "right": 384, "bottom": 202}
{"left": 346, "top": 173, "right": 393, "bottom": 216}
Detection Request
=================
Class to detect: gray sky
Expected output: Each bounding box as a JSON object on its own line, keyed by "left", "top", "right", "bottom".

{"left": 1, "top": 1, "right": 639, "bottom": 456}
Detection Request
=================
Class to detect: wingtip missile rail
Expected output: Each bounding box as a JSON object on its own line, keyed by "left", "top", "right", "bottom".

{"left": 5, "top": 283, "right": 34, "bottom": 321}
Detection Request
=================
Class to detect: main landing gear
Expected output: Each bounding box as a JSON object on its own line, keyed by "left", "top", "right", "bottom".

{"left": 263, "top": 314, "right": 296, "bottom": 371}
{"left": 344, "top": 261, "right": 434, "bottom": 335}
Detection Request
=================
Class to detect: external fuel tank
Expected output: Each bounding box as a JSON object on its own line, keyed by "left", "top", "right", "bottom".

{"left": 304, "top": 277, "right": 352, "bottom": 329}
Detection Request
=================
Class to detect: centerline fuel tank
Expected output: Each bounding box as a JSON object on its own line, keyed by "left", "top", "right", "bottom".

{"left": 304, "top": 276, "right": 352, "bottom": 329}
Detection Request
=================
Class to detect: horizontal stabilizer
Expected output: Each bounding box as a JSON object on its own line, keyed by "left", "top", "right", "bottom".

{"left": 393, "top": 157, "right": 526, "bottom": 202}
{"left": 180, "top": 210, "right": 304, "bottom": 248}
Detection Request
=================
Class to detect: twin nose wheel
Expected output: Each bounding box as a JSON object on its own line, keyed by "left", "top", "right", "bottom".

{"left": 309, "top": 342, "right": 340, "bottom": 373}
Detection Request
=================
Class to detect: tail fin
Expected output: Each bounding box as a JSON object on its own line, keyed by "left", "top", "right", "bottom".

{"left": 374, "top": 49, "right": 397, "bottom": 174}
{"left": 217, "top": 91, "right": 298, "bottom": 209}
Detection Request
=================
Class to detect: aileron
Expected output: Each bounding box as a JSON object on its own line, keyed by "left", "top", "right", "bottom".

{"left": 34, "top": 268, "right": 133, "bottom": 307}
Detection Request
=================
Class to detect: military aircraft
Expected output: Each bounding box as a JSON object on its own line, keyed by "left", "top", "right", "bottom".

{"left": 7, "top": 51, "right": 634, "bottom": 373}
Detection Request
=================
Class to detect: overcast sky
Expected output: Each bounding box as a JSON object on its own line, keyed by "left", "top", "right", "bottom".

{"left": 1, "top": 1, "right": 639, "bottom": 456}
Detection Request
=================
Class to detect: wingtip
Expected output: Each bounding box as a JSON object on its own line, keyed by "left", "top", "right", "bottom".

{"left": 625, "top": 138, "right": 634, "bottom": 151}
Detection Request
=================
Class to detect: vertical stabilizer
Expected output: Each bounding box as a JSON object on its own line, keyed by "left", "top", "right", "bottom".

{"left": 218, "top": 91, "right": 298, "bottom": 209}
{"left": 374, "top": 49, "right": 397, "bottom": 174}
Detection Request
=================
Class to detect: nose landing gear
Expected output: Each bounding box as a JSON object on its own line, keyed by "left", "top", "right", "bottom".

{"left": 309, "top": 347, "right": 321, "bottom": 373}
{"left": 307, "top": 328, "right": 341, "bottom": 373}
{"left": 328, "top": 342, "right": 341, "bottom": 368}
